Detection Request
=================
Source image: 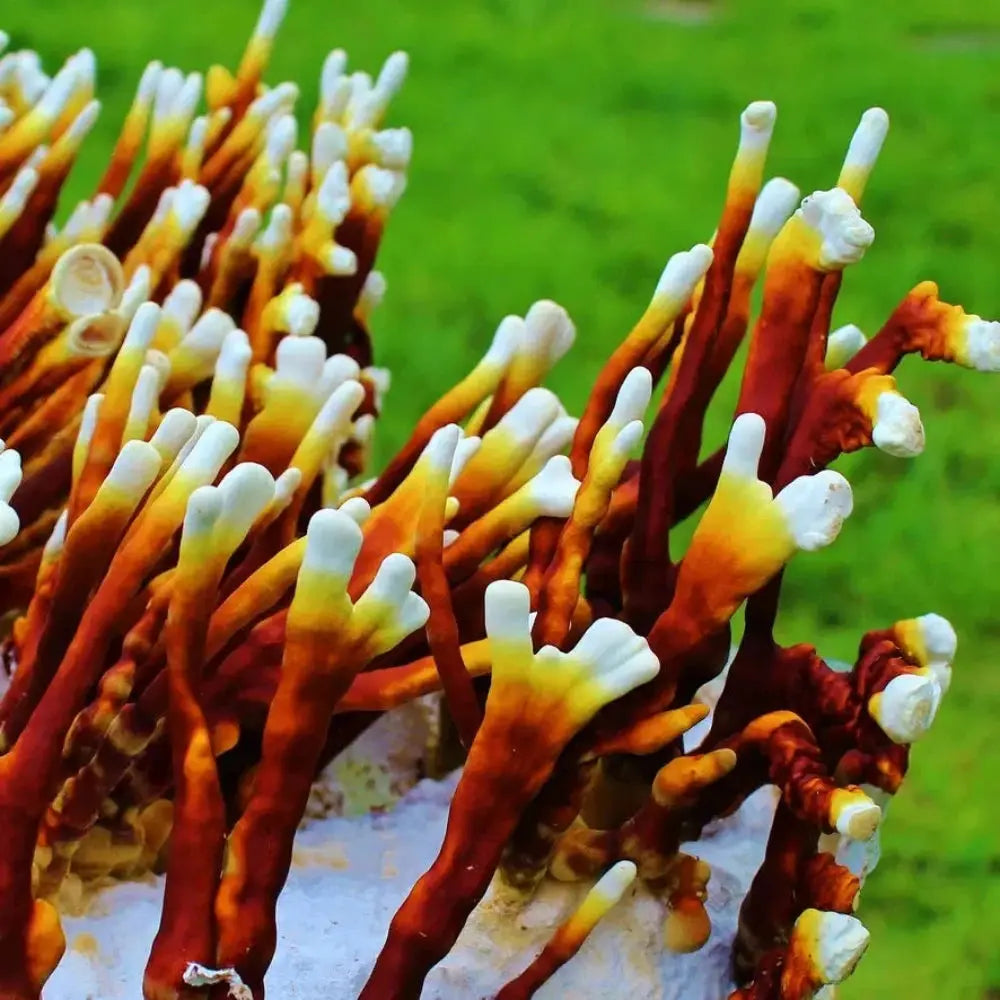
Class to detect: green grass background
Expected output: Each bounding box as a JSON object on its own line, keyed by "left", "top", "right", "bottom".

{"left": 3, "top": 0, "right": 999, "bottom": 996}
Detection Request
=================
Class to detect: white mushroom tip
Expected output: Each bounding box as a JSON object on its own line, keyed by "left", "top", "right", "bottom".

{"left": 179, "top": 420, "right": 241, "bottom": 483}
{"left": 172, "top": 181, "right": 211, "bottom": 233}
{"left": 215, "top": 327, "right": 252, "bottom": 373}
{"left": 358, "top": 271, "right": 387, "bottom": 316}
{"left": 303, "top": 507, "right": 364, "bottom": 579}
{"left": 358, "top": 165, "right": 406, "bottom": 210}
{"left": 748, "top": 177, "right": 801, "bottom": 239}
{"left": 423, "top": 424, "right": 462, "bottom": 475}
{"left": 254, "top": 0, "right": 289, "bottom": 41}
{"left": 526, "top": 454, "right": 581, "bottom": 518}
{"left": 484, "top": 579, "right": 532, "bottom": 644}
{"left": 323, "top": 244, "right": 358, "bottom": 276}
{"left": 775, "top": 469, "right": 854, "bottom": 551}
{"left": 654, "top": 244, "right": 714, "bottom": 303}
{"left": 914, "top": 612, "right": 957, "bottom": 664}
{"left": 449, "top": 435, "right": 481, "bottom": 486}
{"left": 842, "top": 107, "right": 890, "bottom": 174}
{"left": 104, "top": 440, "right": 163, "bottom": 500}
{"left": 217, "top": 463, "right": 277, "bottom": 534}
{"left": 501, "top": 388, "right": 562, "bottom": 446}
{"left": 136, "top": 61, "right": 163, "bottom": 103}
{"left": 337, "top": 496, "right": 372, "bottom": 525}
{"left": 799, "top": 188, "right": 875, "bottom": 270}
{"left": 608, "top": 367, "right": 653, "bottom": 429}
{"left": 834, "top": 798, "right": 882, "bottom": 841}
{"left": 871, "top": 392, "right": 924, "bottom": 457}
{"left": 824, "top": 323, "right": 867, "bottom": 370}
{"left": 959, "top": 316, "right": 1000, "bottom": 371}
{"left": 232, "top": 207, "right": 262, "bottom": 244}
{"left": 376, "top": 51, "right": 409, "bottom": 98}
{"left": 804, "top": 910, "right": 871, "bottom": 984}
{"left": 372, "top": 127, "right": 413, "bottom": 169}
{"left": 721, "top": 412, "right": 766, "bottom": 480}
{"left": 523, "top": 299, "right": 576, "bottom": 365}
{"left": 149, "top": 408, "right": 199, "bottom": 461}
{"left": 739, "top": 100, "right": 777, "bottom": 153}
{"left": 568, "top": 616, "right": 660, "bottom": 699}
{"left": 0, "top": 506, "right": 19, "bottom": 546}
{"left": 870, "top": 673, "right": 940, "bottom": 744}
{"left": 285, "top": 292, "right": 320, "bottom": 337}
{"left": 590, "top": 860, "right": 638, "bottom": 907}
{"left": 483, "top": 315, "right": 526, "bottom": 369}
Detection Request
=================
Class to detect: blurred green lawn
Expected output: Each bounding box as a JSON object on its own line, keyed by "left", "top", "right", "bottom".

{"left": 4, "top": 0, "right": 999, "bottom": 996}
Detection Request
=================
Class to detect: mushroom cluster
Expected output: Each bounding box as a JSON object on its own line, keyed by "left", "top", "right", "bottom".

{"left": 0, "top": 2, "right": 992, "bottom": 999}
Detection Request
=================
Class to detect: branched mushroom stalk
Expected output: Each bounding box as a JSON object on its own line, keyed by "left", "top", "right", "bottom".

{"left": 360, "top": 581, "right": 659, "bottom": 999}
{"left": 0, "top": 4, "right": 994, "bottom": 1000}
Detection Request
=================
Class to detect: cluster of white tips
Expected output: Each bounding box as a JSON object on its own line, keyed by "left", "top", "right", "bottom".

{"left": 269, "top": 336, "right": 360, "bottom": 406}
{"left": 300, "top": 507, "right": 429, "bottom": 649}
{"left": 562, "top": 615, "right": 661, "bottom": 700}
{"left": 178, "top": 464, "right": 277, "bottom": 566}
{"left": 484, "top": 579, "right": 659, "bottom": 716}
{"left": 48, "top": 193, "right": 115, "bottom": 247}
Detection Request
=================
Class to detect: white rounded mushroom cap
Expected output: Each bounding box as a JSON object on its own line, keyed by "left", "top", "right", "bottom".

{"left": 0, "top": 505, "right": 19, "bottom": 546}
{"left": 52, "top": 243, "right": 124, "bottom": 317}
{"left": 872, "top": 673, "right": 940, "bottom": 744}
{"left": 807, "top": 910, "right": 871, "bottom": 983}
{"left": 961, "top": 317, "right": 1000, "bottom": 371}
{"left": 774, "top": 470, "right": 854, "bottom": 551}
{"left": 871, "top": 392, "right": 924, "bottom": 458}
{"left": 798, "top": 188, "right": 875, "bottom": 270}
{"left": 834, "top": 799, "right": 882, "bottom": 841}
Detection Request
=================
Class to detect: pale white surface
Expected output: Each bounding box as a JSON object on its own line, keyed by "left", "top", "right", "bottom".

{"left": 49, "top": 777, "right": 776, "bottom": 1000}
{"left": 43, "top": 669, "right": 782, "bottom": 1000}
